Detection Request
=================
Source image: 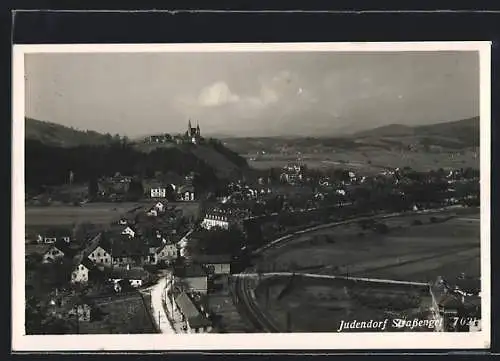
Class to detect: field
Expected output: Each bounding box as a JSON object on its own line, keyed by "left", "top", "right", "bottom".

{"left": 247, "top": 149, "right": 479, "bottom": 174}
{"left": 257, "top": 208, "right": 480, "bottom": 283}
{"left": 78, "top": 293, "right": 157, "bottom": 334}
{"left": 252, "top": 208, "right": 481, "bottom": 332}
{"left": 25, "top": 202, "right": 145, "bottom": 226}
{"left": 254, "top": 276, "right": 433, "bottom": 332}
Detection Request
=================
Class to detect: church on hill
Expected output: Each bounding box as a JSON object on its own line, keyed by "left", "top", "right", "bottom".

{"left": 144, "top": 119, "right": 204, "bottom": 145}
{"left": 185, "top": 119, "right": 202, "bottom": 144}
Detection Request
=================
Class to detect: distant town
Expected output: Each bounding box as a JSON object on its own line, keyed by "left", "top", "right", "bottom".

{"left": 25, "top": 118, "right": 481, "bottom": 335}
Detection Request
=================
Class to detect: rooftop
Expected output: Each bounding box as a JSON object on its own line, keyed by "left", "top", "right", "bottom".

{"left": 190, "top": 253, "right": 232, "bottom": 264}
{"left": 107, "top": 267, "right": 150, "bottom": 280}
{"left": 174, "top": 292, "right": 211, "bottom": 329}
{"left": 173, "top": 263, "right": 207, "bottom": 278}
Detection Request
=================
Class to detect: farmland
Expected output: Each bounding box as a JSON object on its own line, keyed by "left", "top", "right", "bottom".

{"left": 25, "top": 202, "right": 145, "bottom": 226}
{"left": 78, "top": 293, "right": 157, "bottom": 334}
{"left": 246, "top": 149, "right": 479, "bottom": 175}
{"left": 252, "top": 208, "right": 480, "bottom": 332}
{"left": 256, "top": 208, "right": 480, "bottom": 283}
{"left": 254, "top": 276, "right": 434, "bottom": 333}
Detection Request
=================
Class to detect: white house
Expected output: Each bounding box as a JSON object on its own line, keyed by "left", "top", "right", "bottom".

{"left": 156, "top": 243, "right": 178, "bottom": 264}
{"left": 146, "top": 209, "right": 158, "bottom": 217}
{"left": 200, "top": 212, "right": 230, "bottom": 230}
{"left": 151, "top": 188, "right": 167, "bottom": 198}
{"left": 37, "top": 229, "right": 71, "bottom": 244}
{"left": 121, "top": 226, "right": 136, "bottom": 238}
{"left": 71, "top": 258, "right": 95, "bottom": 284}
{"left": 192, "top": 254, "right": 232, "bottom": 275}
{"left": 178, "top": 185, "right": 195, "bottom": 202}
{"left": 153, "top": 201, "right": 165, "bottom": 212}
{"left": 88, "top": 244, "right": 113, "bottom": 267}
{"left": 108, "top": 266, "right": 149, "bottom": 289}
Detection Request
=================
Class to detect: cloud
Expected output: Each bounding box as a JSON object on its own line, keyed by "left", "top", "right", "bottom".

{"left": 188, "top": 71, "right": 315, "bottom": 115}
{"left": 198, "top": 81, "right": 240, "bottom": 107}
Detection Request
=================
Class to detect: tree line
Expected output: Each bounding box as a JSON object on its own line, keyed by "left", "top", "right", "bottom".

{"left": 25, "top": 139, "right": 222, "bottom": 194}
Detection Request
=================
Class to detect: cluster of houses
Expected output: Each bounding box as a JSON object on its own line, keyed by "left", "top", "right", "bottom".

{"left": 97, "top": 172, "right": 197, "bottom": 202}
{"left": 280, "top": 163, "right": 306, "bottom": 185}
{"left": 429, "top": 275, "right": 481, "bottom": 332}
{"left": 36, "top": 199, "right": 235, "bottom": 329}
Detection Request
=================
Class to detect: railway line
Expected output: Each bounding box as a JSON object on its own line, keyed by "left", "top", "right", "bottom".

{"left": 231, "top": 206, "right": 466, "bottom": 332}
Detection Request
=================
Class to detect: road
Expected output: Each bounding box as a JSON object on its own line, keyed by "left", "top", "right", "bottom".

{"left": 148, "top": 277, "right": 176, "bottom": 334}
{"left": 232, "top": 206, "right": 464, "bottom": 332}
{"left": 237, "top": 272, "right": 429, "bottom": 287}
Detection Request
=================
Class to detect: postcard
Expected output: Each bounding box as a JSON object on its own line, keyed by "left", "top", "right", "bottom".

{"left": 12, "top": 41, "right": 491, "bottom": 351}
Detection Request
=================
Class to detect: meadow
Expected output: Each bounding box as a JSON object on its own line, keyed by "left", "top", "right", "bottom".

{"left": 25, "top": 202, "right": 145, "bottom": 226}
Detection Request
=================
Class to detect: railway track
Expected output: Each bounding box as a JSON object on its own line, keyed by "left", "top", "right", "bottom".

{"left": 231, "top": 206, "right": 466, "bottom": 333}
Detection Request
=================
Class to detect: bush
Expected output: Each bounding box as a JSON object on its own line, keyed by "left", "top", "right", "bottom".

{"left": 430, "top": 216, "right": 438, "bottom": 223}
{"left": 412, "top": 219, "right": 423, "bottom": 226}
{"left": 373, "top": 222, "right": 389, "bottom": 234}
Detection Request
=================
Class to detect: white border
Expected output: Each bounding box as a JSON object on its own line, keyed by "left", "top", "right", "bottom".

{"left": 12, "top": 42, "right": 491, "bottom": 352}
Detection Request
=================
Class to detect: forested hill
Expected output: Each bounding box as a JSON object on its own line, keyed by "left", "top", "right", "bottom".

{"left": 25, "top": 139, "right": 220, "bottom": 193}
{"left": 24, "top": 118, "right": 249, "bottom": 192}
{"left": 25, "top": 118, "right": 116, "bottom": 147}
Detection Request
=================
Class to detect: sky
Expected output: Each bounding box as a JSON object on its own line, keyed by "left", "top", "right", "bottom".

{"left": 25, "top": 51, "right": 479, "bottom": 137}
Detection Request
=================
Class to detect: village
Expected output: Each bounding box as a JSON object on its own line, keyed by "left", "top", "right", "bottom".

{"left": 25, "top": 154, "right": 481, "bottom": 335}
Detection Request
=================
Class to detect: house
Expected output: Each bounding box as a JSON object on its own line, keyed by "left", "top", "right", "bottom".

{"left": 191, "top": 254, "right": 232, "bottom": 275}
{"left": 178, "top": 184, "right": 195, "bottom": 202}
{"left": 37, "top": 228, "right": 72, "bottom": 244}
{"left": 201, "top": 212, "right": 230, "bottom": 230}
{"left": 112, "top": 240, "right": 149, "bottom": 267}
{"left": 173, "top": 263, "right": 208, "bottom": 294}
{"left": 42, "top": 240, "right": 73, "bottom": 263}
{"left": 87, "top": 239, "right": 113, "bottom": 268}
{"left": 67, "top": 302, "right": 93, "bottom": 322}
{"left": 121, "top": 226, "right": 136, "bottom": 238}
{"left": 71, "top": 258, "right": 97, "bottom": 284}
{"left": 173, "top": 291, "right": 212, "bottom": 333}
{"left": 429, "top": 276, "right": 481, "bottom": 332}
{"left": 146, "top": 201, "right": 166, "bottom": 216}
{"left": 150, "top": 187, "right": 167, "bottom": 198}
{"left": 108, "top": 266, "right": 150, "bottom": 289}
{"left": 155, "top": 242, "right": 178, "bottom": 265}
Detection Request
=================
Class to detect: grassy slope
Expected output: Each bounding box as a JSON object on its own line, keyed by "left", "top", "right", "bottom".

{"left": 25, "top": 118, "right": 112, "bottom": 147}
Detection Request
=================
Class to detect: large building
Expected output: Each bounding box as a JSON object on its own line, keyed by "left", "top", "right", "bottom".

{"left": 185, "top": 120, "right": 202, "bottom": 144}
{"left": 143, "top": 120, "right": 203, "bottom": 145}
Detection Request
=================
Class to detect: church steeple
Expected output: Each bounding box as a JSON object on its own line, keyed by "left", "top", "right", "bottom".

{"left": 188, "top": 119, "right": 192, "bottom": 131}
{"left": 196, "top": 121, "right": 200, "bottom": 135}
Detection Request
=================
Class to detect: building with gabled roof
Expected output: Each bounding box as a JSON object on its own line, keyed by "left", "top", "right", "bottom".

{"left": 173, "top": 262, "right": 208, "bottom": 294}
{"left": 42, "top": 239, "right": 74, "bottom": 263}
{"left": 173, "top": 291, "right": 212, "bottom": 333}
{"left": 71, "top": 257, "right": 99, "bottom": 284}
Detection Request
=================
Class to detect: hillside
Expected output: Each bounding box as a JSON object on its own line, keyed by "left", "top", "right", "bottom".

{"left": 222, "top": 117, "right": 480, "bottom": 155}
{"left": 352, "top": 117, "right": 479, "bottom": 150}
{"left": 24, "top": 119, "right": 249, "bottom": 192}
{"left": 25, "top": 118, "right": 114, "bottom": 147}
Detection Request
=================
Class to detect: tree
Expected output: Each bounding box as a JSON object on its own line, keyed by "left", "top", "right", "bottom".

{"left": 88, "top": 178, "right": 99, "bottom": 199}
{"left": 127, "top": 178, "right": 144, "bottom": 201}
